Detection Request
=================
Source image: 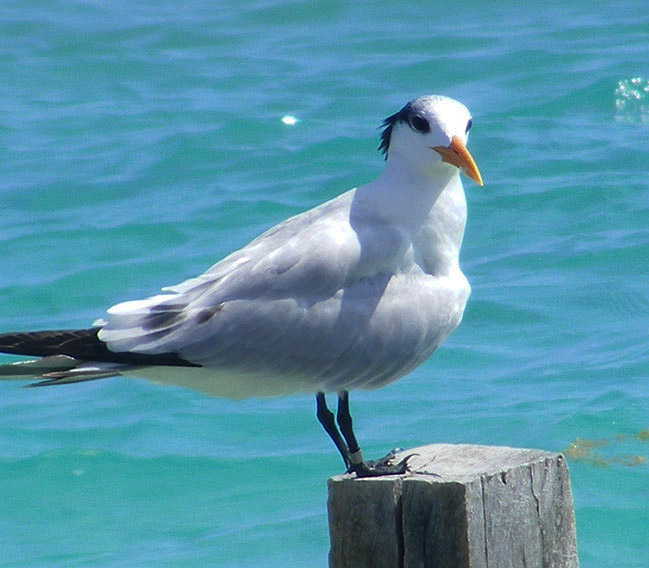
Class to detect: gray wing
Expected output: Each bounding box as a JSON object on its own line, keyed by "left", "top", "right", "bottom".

{"left": 97, "top": 190, "right": 426, "bottom": 389}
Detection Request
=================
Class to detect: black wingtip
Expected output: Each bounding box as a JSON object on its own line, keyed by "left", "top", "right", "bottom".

{"left": 0, "top": 328, "right": 199, "bottom": 368}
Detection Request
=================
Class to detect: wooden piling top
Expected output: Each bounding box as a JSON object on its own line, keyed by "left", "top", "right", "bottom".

{"left": 328, "top": 443, "right": 578, "bottom": 568}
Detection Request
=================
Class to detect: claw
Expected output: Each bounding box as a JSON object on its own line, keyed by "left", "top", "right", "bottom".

{"left": 348, "top": 450, "right": 417, "bottom": 478}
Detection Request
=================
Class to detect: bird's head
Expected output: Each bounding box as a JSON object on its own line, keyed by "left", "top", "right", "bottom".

{"left": 379, "top": 95, "right": 483, "bottom": 186}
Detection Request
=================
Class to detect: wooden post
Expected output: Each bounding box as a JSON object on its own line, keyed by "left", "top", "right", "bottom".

{"left": 327, "top": 444, "right": 578, "bottom": 568}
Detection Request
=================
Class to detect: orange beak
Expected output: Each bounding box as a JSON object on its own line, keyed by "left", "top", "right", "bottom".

{"left": 432, "top": 135, "right": 483, "bottom": 186}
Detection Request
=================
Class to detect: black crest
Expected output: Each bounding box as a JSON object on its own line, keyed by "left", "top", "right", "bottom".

{"left": 378, "top": 102, "right": 412, "bottom": 159}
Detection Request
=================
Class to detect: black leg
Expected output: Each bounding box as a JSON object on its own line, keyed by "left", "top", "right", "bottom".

{"left": 337, "top": 391, "right": 361, "bottom": 454}
{"left": 316, "top": 390, "right": 414, "bottom": 478}
{"left": 316, "top": 392, "right": 351, "bottom": 469}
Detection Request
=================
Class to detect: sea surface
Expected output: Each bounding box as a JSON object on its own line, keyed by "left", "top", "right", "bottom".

{"left": 1, "top": 2, "right": 648, "bottom": 566}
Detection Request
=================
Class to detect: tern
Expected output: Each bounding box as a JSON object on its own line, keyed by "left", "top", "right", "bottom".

{"left": 0, "top": 95, "right": 482, "bottom": 477}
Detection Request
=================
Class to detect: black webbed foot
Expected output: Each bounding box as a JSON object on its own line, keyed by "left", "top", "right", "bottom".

{"left": 315, "top": 391, "right": 415, "bottom": 478}
{"left": 348, "top": 449, "right": 416, "bottom": 478}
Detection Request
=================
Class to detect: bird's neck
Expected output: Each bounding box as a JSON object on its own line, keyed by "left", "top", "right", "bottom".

{"left": 351, "top": 158, "right": 468, "bottom": 276}
{"left": 358, "top": 157, "right": 463, "bottom": 230}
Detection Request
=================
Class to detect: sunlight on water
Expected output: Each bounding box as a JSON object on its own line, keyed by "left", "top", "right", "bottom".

{"left": 1, "top": 3, "right": 649, "bottom": 567}
{"left": 615, "top": 77, "right": 649, "bottom": 123}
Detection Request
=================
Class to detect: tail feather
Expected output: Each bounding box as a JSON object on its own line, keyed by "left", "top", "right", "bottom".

{"left": 0, "top": 355, "right": 80, "bottom": 378}
{"left": 0, "top": 328, "right": 200, "bottom": 386}
{"left": 27, "top": 364, "right": 125, "bottom": 387}
{"left": 0, "top": 354, "right": 127, "bottom": 386}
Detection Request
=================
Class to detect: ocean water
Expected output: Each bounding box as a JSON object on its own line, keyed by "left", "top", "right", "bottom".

{"left": 1, "top": 1, "right": 648, "bottom": 566}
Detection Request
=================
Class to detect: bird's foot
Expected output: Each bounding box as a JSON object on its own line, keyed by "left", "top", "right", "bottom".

{"left": 347, "top": 448, "right": 416, "bottom": 478}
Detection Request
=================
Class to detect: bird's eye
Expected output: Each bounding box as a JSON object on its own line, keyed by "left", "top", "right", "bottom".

{"left": 410, "top": 115, "right": 430, "bottom": 133}
{"left": 465, "top": 119, "right": 473, "bottom": 133}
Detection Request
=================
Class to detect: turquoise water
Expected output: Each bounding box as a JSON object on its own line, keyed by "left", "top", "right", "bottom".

{"left": 1, "top": 2, "right": 648, "bottom": 566}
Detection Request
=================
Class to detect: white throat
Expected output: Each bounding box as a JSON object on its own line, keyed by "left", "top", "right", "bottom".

{"left": 354, "top": 153, "right": 462, "bottom": 230}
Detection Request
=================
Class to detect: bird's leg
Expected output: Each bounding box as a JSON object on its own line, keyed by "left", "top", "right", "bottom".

{"left": 336, "top": 390, "right": 363, "bottom": 465}
{"left": 316, "top": 392, "right": 351, "bottom": 469}
{"left": 335, "top": 390, "right": 413, "bottom": 478}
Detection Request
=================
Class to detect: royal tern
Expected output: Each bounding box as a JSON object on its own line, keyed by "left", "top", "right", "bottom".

{"left": 0, "top": 94, "right": 482, "bottom": 476}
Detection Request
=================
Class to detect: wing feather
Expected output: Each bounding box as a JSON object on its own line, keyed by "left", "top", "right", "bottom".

{"left": 95, "top": 188, "right": 434, "bottom": 391}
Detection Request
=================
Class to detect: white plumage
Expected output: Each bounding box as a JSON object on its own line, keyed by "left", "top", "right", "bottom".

{"left": 1, "top": 95, "right": 482, "bottom": 401}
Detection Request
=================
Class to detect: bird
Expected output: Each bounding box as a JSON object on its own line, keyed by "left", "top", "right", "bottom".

{"left": 0, "top": 94, "right": 482, "bottom": 477}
